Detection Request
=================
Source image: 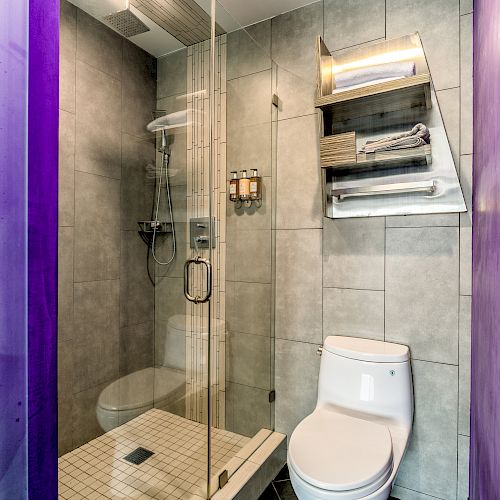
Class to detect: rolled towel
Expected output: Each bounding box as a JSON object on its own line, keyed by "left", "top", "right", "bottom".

{"left": 360, "top": 123, "right": 430, "bottom": 154}
{"left": 334, "top": 61, "right": 416, "bottom": 90}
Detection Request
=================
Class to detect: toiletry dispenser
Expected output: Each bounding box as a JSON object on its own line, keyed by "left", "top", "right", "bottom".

{"left": 228, "top": 169, "right": 262, "bottom": 207}
{"left": 229, "top": 171, "right": 239, "bottom": 202}
{"left": 239, "top": 170, "right": 250, "bottom": 201}
{"left": 249, "top": 169, "right": 262, "bottom": 202}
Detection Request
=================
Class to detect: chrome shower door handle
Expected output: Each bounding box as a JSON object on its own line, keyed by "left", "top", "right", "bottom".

{"left": 184, "top": 257, "right": 212, "bottom": 304}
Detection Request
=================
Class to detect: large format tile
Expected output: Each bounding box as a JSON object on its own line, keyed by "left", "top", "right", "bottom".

{"left": 458, "top": 435, "right": 470, "bottom": 499}
{"left": 324, "top": 0, "right": 386, "bottom": 51}
{"left": 323, "top": 288, "right": 384, "bottom": 341}
{"left": 275, "top": 67, "right": 317, "bottom": 121}
{"left": 386, "top": 213, "right": 459, "bottom": 228}
{"left": 226, "top": 383, "right": 271, "bottom": 437}
{"left": 154, "top": 276, "right": 186, "bottom": 324}
{"left": 226, "top": 229, "right": 272, "bottom": 283}
{"left": 59, "top": 0, "right": 76, "bottom": 114}
{"left": 58, "top": 227, "right": 74, "bottom": 343}
{"left": 119, "top": 321, "right": 154, "bottom": 376}
{"left": 120, "top": 230, "right": 154, "bottom": 327}
{"left": 76, "top": 9, "right": 123, "bottom": 80}
{"left": 59, "top": 109, "right": 75, "bottom": 227}
{"left": 323, "top": 217, "right": 385, "bottom": 290}
{"left": 72, "top": 280, "right": 120, "bottom": 393}
{"left": 276, "top": 230, "right": 322, "bottom": 344}
{"left": 390, "top": 485, "right": 440, "bottom": 500}
{"left": 460, "top": 0, "right": 473, "bottom": 15}
{"left": 75, "top": 60, "right": 122, "bottom": 179}
{"left": 120, "top": 133, "right": 155, "bottom": 231}
{"left": 436, "top": 87, "right": 460, "bottom": 167}
{"left": 157, "top": 48, "right": 187, "bottom": 99}
{"left": 386, "top": 0, "right": 459, "bottom": 91}
{"left": 227, "top": 122, "right": 272, "bottom": 178}
{"left": 276, "top": 114, "right": 322, "bottom": 229}
{"left": 385, "top": 227, "right": 459, "bottom": 364}
{"left": 121, "top": 41, "right": 157, "bottom": 139}
{"left": 227, "top": 70, "right": 272, "bottom": 129}
{"left": 459, "top": 295, "right": 471, "bottom": 436}
{"left": 226, "top": 281, "right": 272, "bottom": 337}
{"left": 74, "top": 171, "right": 121, "bottom": 282}
{"left": 460, "top": 14, "right": 473, "bottom": 155}
{"left": 226, "top": 331, "right": 271, "bottom": 390}
{"left": 227, "top": 21, "right": 271, "bottom": 80}
{"left": 275, "top": 339, "right": 320, "bottom": 441}
{"left": 395, "top": 360, "right": 458, "bottom": 499}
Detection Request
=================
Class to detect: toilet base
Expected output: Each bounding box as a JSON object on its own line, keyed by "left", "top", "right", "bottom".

{"left": 288, "top": 459, "right": 392, "bottom": 500}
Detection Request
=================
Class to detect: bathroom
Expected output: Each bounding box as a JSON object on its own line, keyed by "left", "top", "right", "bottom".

{"left": 2, "top": 0, "right": 499, "bottom": 498}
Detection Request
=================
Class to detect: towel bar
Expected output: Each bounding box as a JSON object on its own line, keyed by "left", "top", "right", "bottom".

{"left": 332, "top": 180, "right": 437, "bottom": 201}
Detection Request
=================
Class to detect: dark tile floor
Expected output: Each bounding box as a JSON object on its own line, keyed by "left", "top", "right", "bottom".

{"left": 258, "top": 465, "right": 401, "bottom": 500}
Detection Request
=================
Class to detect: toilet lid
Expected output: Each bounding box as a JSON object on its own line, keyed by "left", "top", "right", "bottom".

{"left": 98, "top": 367, "right": 185, "bottom": 411}
{"left": 288, "top": 409, "right": 393, "bottom": 492}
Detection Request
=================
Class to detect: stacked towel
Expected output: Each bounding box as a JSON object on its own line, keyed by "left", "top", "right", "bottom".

{"left": 334, "top": 61, "right": 416, "bottom": 90}
{"left": 360, "top": 123, "right": 430, "bottom": 154}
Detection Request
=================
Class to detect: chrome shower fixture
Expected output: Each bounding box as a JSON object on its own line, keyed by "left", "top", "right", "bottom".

{"left": 102, "top": 1, "right": 150, "bottom": 38}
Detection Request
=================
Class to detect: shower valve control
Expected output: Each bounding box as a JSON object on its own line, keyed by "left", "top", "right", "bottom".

{"left": 189, "top": 217, "right": 216, "bottom": 249}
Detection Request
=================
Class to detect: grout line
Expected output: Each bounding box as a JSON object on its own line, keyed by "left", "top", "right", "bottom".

{"left": 272, "top": 482, "right": 282, "bottom": 500}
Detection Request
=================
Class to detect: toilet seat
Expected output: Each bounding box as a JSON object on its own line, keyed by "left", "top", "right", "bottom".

{"left": 288, "top": 408, "right": 393, "bottom": 496}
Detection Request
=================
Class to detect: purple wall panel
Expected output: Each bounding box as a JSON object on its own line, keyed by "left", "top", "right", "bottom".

{"left": 0, "top": 0, "right": 29, "bottom": 498}
{"left": 27, "top": 0, "right": 59, "bottom": 498}
{"left": 471, "top": 0, "right": 500, "bottom": 498}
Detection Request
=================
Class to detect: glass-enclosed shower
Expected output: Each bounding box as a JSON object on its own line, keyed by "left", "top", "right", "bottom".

{"left": 58, "top": 0, "right": 284, "bottom": 497}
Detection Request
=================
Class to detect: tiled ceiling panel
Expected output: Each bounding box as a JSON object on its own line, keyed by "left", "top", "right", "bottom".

{"left": 131, "top": 0, "right": 224, "bottom": 45}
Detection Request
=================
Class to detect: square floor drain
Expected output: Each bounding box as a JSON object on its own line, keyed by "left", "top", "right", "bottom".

{"left": 123, "top": 447, "right": 154, "bottom": 465}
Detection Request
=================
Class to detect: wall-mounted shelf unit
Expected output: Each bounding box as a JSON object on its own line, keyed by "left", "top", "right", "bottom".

{"left": 316, "top": 33, "right": 466, "bottom": 219}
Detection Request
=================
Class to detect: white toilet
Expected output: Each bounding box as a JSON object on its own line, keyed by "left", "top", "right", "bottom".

{"left": 288, "top": 336, "right": 413, "bottom": 500}
{"left": 96, "top": 314, "right": 189, "bottom": 432}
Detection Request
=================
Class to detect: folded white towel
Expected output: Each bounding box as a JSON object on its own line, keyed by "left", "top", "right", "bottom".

{"left": 334, "top": 61, "right": 416, "bottom": 90}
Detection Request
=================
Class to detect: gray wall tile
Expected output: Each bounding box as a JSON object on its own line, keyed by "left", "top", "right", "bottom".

{"left": 74, "top": 171, "right": 121, "bottom": 282}
{"left": 226, "top": 281, "right": 271, "bottom": 337}
{"left": 324, "top": 0, "right": 386, "bottom": 51}
{"left": 227, "top": 70, "right": 272, "bottom": 129}
{"left": 459, "top": 296, "right": 471, "bottom": 436}
{"left": 120, "top": 230, "right": 154, "bottom": 327}
{"left": 395, "top": 360, "right": 458, "bottom": 499}
{"left": 121, "top": 41, "right": 157, "bottom": 139}
{"left": 227, "top": 123, "right": 272, "bottom": 178}
{"left": 460, "top": 0, "right": 474, "bottom": 15}
{"left": 119, "top": 322, "right": 154, "bottom": 375}
{"left": 227, "top": 21, "right": 271, "bottom": 80}
{"left": 226, "top": 229, "right": 272, "bottom": 283}
{"left": 226, "top": 383, "right": 271, "bottom": 437}
{"left": 275, "top": 339, "right": 320, "bottom": 441}
{"left": 436, "top": 87, "right": 460, "bottom": 167}
{"left": 460, "top": 14, "right": 473, "bottom": 155}
{"left": 155, "top": 276, "right": 186, "bottom": 324}
{"left": 386, "top": 213, "right": 459, "bottom": 228}
{"left": 385, "top": 227, "right": 459, "bottom": 364}
{"left": 275, "top": 67, "right": 317, "bottom": 121}
{"left": 458, "top": 435, "right": 470, "bottom": 499}
{"left": 276, "top": 230, "right": 322, "bottom": 344}
{"left": 59, "top": 110, "right": 75, "bottom": 227}
{"left": 390, "top": 485, "right": 440, "bottom": 500}
{"left": 58, "top": 227, "right": 74, "bottom": 343}
{"left": 157, "top": 48, "right": 187, "bottom": 99}
{"left": 323, "top": 217, "right": 385, "bottom": 290}
{"left": 227, "top": 332, "right": 271, "bottom": 390}
{"left": 75, "top": 60, "right": 122, "bottom": 179}
{"left": 323, "top": 288, "right": 384, "bottom": 340}
{"left": 60, "top": 0, "right": 76, "bottom": 114}
{"left": 73, "top": 280, "right": 120, "bottom": 392}
{"left": 386, "top": 0, "right": 460, "bottom": 90}
{"left": 276, "top": 114, "right": 322, "bottom": 229}
{"left": 76, "top": 9, "right": 123, "bottom": 80}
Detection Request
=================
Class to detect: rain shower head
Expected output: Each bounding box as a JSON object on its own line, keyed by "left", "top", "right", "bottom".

{"left": 146, "top": 110, "right": 188, "bottom": 133}
{"left": 102, "top": 3, "right": 150, "bottom": 38}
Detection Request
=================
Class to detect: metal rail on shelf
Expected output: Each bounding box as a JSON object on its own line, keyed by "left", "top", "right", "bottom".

{"left": 332, "top": 179, "right": 437, "bottom": 201}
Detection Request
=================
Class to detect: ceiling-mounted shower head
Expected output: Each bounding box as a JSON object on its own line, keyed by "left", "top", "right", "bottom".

{"left": 102, "top": 1, "right": 150, "bottom": 38}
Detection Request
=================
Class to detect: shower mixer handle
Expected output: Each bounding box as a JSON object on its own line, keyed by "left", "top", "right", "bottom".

{"left": 184, "top": 257, "right": 212, "bottom": 304}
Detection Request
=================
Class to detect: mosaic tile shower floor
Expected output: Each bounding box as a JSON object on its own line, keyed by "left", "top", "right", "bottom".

{"left": 58, "top": 409, "right": 250, "bottom": 499}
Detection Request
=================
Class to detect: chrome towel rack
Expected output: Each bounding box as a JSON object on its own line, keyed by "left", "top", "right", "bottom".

{"left": 332, "top": 179, "right": 437, "bottom": 201}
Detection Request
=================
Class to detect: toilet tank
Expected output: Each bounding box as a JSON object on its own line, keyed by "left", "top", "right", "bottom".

{"left": 317, "top": 336, "right": 413, "bottom": 429}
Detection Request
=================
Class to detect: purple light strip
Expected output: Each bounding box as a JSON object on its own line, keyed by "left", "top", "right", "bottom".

{"left": 27, "top": 0, "right": 59, "bottom": 497}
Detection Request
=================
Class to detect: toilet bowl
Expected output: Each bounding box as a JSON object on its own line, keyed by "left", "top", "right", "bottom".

{"left": 288, "top": 336, "right": 413, "bottom": 500}
{"left": 96, "top": 314, "right": 225, "bottom": 432}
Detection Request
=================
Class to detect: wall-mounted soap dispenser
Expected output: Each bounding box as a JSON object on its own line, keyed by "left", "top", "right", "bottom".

{"left": 228, "top": 169, "right": 263, "bottom": 208}
{"left": 229, "top": 171, "right": 239, "bottom": 202}
{"left": 249, "top": 169, "right": 262, "bottom": 202}
{"left": 239, "top": 170, "right": 250, "bottom": 201}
